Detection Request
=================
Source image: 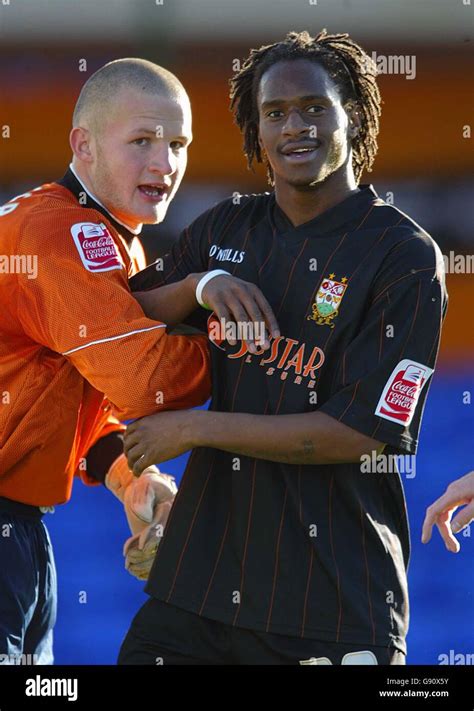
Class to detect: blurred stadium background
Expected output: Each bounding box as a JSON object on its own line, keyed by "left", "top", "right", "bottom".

{"left": 1, "top": 0, "right": 473, "bottom": 664}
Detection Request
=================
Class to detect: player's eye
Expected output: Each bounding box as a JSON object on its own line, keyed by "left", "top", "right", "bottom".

{"left": 132, "top": 137, "right": 151, "bottom": 146}
{"left": 170, "top": 140, "right": 185, "bottom": 150}
{"left": 307, "top": 105, "right": 324, "bottom": 114}
{"left": 267, "top": 110, "right": 284, "bottom": 119}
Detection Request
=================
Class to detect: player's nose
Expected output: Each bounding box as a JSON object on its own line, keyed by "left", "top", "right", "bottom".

{"left": 282, "top": 108, "right": 311, "bottom": 136}
{"left": 147, "top": 145, "right": 176, "bottom": 177}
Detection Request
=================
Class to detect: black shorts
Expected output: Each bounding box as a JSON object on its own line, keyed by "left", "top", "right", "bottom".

{"left": 0, "top": 497, "right": 57, "bottom": 665}
{"left": 118, "top": 597, "right": 406, "bottom": 665}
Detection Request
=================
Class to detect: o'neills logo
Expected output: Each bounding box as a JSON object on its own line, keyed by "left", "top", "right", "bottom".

{"left": 208, "top": 314, "right": 325, "bottom": 388}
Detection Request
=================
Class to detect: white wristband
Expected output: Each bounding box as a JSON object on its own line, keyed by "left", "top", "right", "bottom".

{"left": 195, "top": 269, "right": 231, "bottom": 309}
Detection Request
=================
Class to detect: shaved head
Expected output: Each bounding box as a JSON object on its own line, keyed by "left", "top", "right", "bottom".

{"left": 72, "top": 58, "right": 189, "bottom": 134}
{"left": 70, "top": 58, "right": 192, "bottom": 229}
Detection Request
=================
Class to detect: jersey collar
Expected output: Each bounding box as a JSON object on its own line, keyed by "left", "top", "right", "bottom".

{"left": 56, "top": 165, "right": 140, "bottom": 246}
{"left": 270, "top": 184, "right": 380, "bottom": 238}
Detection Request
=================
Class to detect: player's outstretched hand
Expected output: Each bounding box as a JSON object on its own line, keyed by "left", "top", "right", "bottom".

{"left": 200, "top": 274, "right": 280, "bottom": 354}
{"left": 421, "top": 470, "right": 474, "bottom": 553}
{"left": 123, "top": 499, "right": 173, "bottom": 580}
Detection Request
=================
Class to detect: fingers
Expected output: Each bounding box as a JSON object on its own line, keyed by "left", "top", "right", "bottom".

{"left": 128, "top": 538, "right": 158, "bottom": 559}
{"left": 124, "top": 418, "right": 143, "bottom": 438}
{"left": 421, "top": 497, "right": 445, "bottom": 544}
{"left": 155, "top": 472, "right": 178, "bottom": 499}
{"left": 253, "top": 290, "right": 280, "bottom": 341}
{"left": 123, "top": 506, "right": 171, "bottom": 579}
{"left": 132, "top": 453, "right": 151, "bottom": 477}
{"left": 123, "top": 532, "right": 138, "bottom": 556}
{"left": 130, "top": 478, "right": 155, "bottom": 524}
{"left": 214, "top": 299, "right": 265, "bottom": 354}
{"left": 139, "top": 470, "right": 177, "bottom": 502}
{"left": 230, "top": 292, "right": 274, "bottom": 351}
{"left": 421, "top": 489, "right": 467, "bottom": 544}
{"left": 138, "top": 524, "right": 153, "bottom": 550}
{"left": 126, "top": 566, "right": 149, "bottom": 581}
{"left": 123, "top": 439, "right": 152, "bottom": 476}
{"left": 125, "top": 548, "right": 156, "bottom": 580}
{"left": 123, "top": 525, "right": 157, "bottom": 557}
{"left": 131, "top": 476, "right": 150, "bottom": 507}
{"left": 125, "top": 556, "right": 154, "bottom": 581}
{"left": 124, "top": 443, "right": 143, "bottom": 470}
{"left": 124, "top": 531, "right": 160, "bottom": 580}
{"left": 422, "top": 490, "right": 471, "bottom": 553}
{"left": 124, "top": 424, "right": 150, "bottom": 475}
{"left": 123, "top": 428, "right": 141, "bottom": 454}
{"left": 138, "top": 517, "right": 163, "bottom": 550}
{"left": 149, "top": 500, "right": 172, "bottom": 532}
{"left": 434, "top": 509, "right": 460, "bottom": 553}
{"left": 226, "top": 297, "right": 266, "bottom": 353}
{"left": 451, "top": 500, "right": 474, "bottom": 534}
{"left": 212, "top": 304, "right": 235, "bottom": 346}
{"left": 203, "top": 276, "right": 280, "bottom": 353}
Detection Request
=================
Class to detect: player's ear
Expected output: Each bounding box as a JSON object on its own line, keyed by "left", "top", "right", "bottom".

{"left": 346, "top": 102, "right": 361, "bottom": 140}
{"left": 69, "top": 126, "right": 94, "bottom": 164}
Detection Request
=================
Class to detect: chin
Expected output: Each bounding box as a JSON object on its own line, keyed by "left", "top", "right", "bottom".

{"left": 285, "top": 174, "right": 324, "bottom": 189}
{"left": 274, "top": 163, "right": 322, "bottom": 188}
{"left": 142, "top": 215, "right": 165, "bottom": 226}
{"left": 152, "top": 206, "right": 170, "bottom": 225}
{"left": 286, "top": 164, "right": 339, "bottom": 190}
{"left": 136, "top": 205, "right": 169, "bottom": 226}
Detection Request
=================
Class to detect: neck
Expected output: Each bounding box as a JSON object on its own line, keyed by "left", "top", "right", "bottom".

{"left": 274, "top": 170, "right": 359, "bottom": 227}
{"left": 69, "top": 160, "right": 142, "bottom": 234}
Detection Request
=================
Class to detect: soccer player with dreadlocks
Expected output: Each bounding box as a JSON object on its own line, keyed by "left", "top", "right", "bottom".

{"left": 120, "top": 30, "right": 447, "bottom": 665}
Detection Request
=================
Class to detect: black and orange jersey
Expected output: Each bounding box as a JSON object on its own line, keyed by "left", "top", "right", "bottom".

{"left": 0, "top": 168, "right": 210, "bottom": 506}
{"left": 130, "top": 186, "right": 447, "bottom": 654}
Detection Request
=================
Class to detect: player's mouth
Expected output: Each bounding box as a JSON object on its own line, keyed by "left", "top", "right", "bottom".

{"left": 280, "top": 140, "right": 321, "bottom": 163}
{"left": 138, "top": 184, "right": 169, "bottom": 203}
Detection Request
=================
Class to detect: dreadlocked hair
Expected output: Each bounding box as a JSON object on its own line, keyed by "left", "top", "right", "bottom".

{"left": 229, "top": 29, "right": 381, "bottom": 184}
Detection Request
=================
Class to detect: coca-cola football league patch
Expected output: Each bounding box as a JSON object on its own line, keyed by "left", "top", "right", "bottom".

{"left": 375, "top": 359, "right": 434, "bottom": 426}
{"left": 71, "top": 222, "right": 123, "bottom": 272}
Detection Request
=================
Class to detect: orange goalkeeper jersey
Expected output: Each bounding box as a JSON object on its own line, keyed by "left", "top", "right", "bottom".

{"left": 0, "top": 169, "right": 211, "bottom": 506}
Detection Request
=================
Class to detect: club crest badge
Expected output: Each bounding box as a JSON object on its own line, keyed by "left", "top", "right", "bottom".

{"left": 308, "top": 274, "right": 348, "bottom": 328}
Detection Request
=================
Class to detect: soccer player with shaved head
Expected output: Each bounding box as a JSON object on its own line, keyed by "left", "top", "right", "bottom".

{"left": 70, "top": 59, "right": 192, "bottom": 228}
{"left": 121, "top": 30, "right": 447, "bottom": 665}
{"left": 0, "top": 58, "right": 273, "bottom": 663}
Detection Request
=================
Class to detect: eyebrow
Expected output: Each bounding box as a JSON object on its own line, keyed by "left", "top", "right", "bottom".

{"left": 129, "top": 128, "right": 161, "bottom": 136}
{"left": 129, "top": 128, "right": 191, "bottom": 142}
{"left": 260, "top": 95, "right": 329, "bottom": 109}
